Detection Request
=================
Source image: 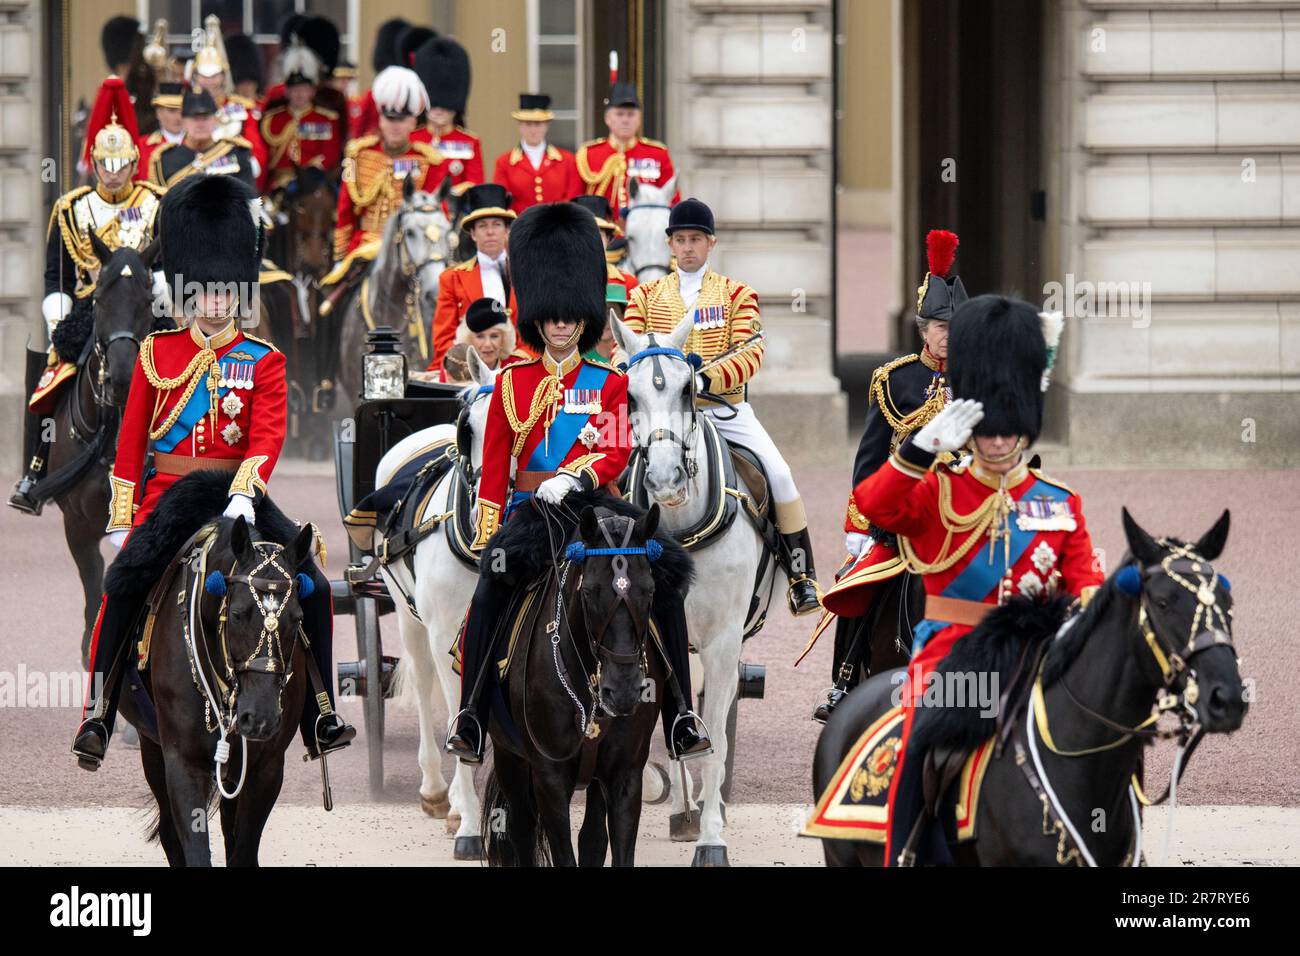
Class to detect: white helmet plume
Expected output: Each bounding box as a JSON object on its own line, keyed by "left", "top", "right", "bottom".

{"left": 372, "top": 66, "right": 430, "bottom": 115}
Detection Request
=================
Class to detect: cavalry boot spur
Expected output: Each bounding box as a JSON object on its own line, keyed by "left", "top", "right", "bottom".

{"left": 781, "top": 528, "right": 822, "bottom": 616}
{"left": 670, "top": 710, "right": 713, "bottom": 761}
{"left": 71, "top": 719, "right": 109, "bottom": 771}
{"left": 445, "top": 710, "right": 485, "bottom": 764}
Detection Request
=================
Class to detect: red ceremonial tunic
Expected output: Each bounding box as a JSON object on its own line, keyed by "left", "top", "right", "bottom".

{"left": 492, "top": 144, "right": 583, "bottom": 212}
{"left": 428, "top": 258, "right": 520, "bottom": 371}
{"left": 260, "top": 103, "right": 343, "bottom": 191}
{"left": 855, "top": 441, "right": 1102, "bottom": 863}
{"left": 133, "top": 131, "right": 181, "bottom": 183}
{"left": 411, "top": 124, "right": 484, "bottom": 189}
{"left": 473, "top": 352, "right": 630, "bottom": 547}
{"left": 576, "top": 136, "right": 680, "bottom": 217}
{"left": 332, "top": 135, "right": 442, "bottom": 262}
{"left": 107, "top": 323, "right": 287, "bottom": 533}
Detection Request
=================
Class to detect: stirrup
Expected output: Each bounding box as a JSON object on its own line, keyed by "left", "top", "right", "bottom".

{"left": 786, "top": 577, "right": 823, "bottom": 616}
{"left": 71, "top": 719, "right": 109, "bottom": 771}
{"left": 670, "top": 710, "right": 713, "bottom": 762}
{"left": 444, "top": 709, "right": 485, "bottom": 762}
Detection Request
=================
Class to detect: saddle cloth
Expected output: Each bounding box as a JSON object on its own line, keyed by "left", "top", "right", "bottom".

{"left": 796, "top": 536, "right": 907, "bottom": 666}
{"left": 343, "top": 437, "right": 458, "bottom": 555}
{"left": 801, "top": 706, "right": 994, "bottom": 844}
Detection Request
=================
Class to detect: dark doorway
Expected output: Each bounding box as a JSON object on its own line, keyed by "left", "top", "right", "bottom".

{"left": 585, "top": 0, "right": 664, "bottom": 141}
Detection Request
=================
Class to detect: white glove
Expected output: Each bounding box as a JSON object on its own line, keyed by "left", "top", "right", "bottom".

{"left": 911, "top": 399, "right": 984, "bottom": 455}
{"left": 223, "top": 494, "right": 256, "bottom": 523}
{"left": 108, "top": 530, "right": 129, "bottom": 549}
{"left": 845, "top": 532, "right": 872, "bottom": 558}
{"left": 536, "top": 474, "right": 581, "bottom": 505}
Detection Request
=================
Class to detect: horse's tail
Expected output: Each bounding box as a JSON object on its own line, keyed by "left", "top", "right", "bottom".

{"left": 481, "top": 764, "right": 548, "bottom": 867}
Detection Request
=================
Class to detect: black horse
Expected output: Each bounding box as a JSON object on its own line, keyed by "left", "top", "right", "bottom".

{"left": 814, "top": 508, "right": 1246, "bottom": 866}
{"left": 119, "top": 500, "right": 316, "bottom": 867}
{"left": 482, "top": 501, "right": 691, "bottom": 866}
{"left": 40, "top": 235, "right": 161, "bottom": 666}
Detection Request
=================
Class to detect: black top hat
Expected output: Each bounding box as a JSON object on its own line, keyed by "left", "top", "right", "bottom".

{"left": 152, "top": 81, "right": 185, "bottom": 110}
{"left": 512, "top": 93, "right": 554, "bottom": 121}
{"left": 665, "top": 198, "right": 714, "bottom": 236}
{"left": 464, "top": 297, "right": 508, "bottom": 333}
{"left": 413, "top": 36, "right": 471, "bottom": 113}
{"left": 182, "top": 86, "right": 218, "bottom": 117}
{"left": 570, "top": 195, "right": 619, "bottom": 234}
{"left": 916, "top": 229, "right": 968, "bottom": 321}
{"left": 604, "top": 82, "right": 640, "bottom": 109}
{"left": 460, "top": 184, "right": 516, "bottom": 228}
{"left": 948, "top": 295, "right": 1047, "bottom": 444}
{"left": 509, "top": 203, "right": 606, "bottom": 354}
{"left": 101, "top": 16, "right": 141, "bottom": 70}
{"left": 373, "top": 18, "right": 411, "bottom": 73}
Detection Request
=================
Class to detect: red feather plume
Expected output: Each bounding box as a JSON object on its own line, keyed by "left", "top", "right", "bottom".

{"left": 926, "top": 229, "right": 959, "bottom": 278}
{"left": 83, "top": 75, "right": 139, "bottom": 167}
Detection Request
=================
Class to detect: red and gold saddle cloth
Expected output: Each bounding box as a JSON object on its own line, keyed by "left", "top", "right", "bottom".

{"left": 801, "top": 705, "right": 994, "bottom": 843}
{"left": 29, "top": 358, "right": 76, "bottom": 415}
{"left": 795, "top": 536, "right": 905, "bottom": 666}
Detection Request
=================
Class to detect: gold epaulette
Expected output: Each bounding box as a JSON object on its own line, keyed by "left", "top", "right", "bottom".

{"left": 450, "top": 258, "right": 477, "bottom": 272}
{"left": 148, "top": 141, "right": 177, "bottom": 182}
{"left": 584, "top": 356, "right": 622, "bottom": 376}
{"left": 315, "top": 105, "right": 339, "bottom": 121}
{"left": 1029, "top": 468, "right": 1076, "bottom": 497}
{"left": 345, "top": 134, "right": 380, "bottom": 159}
{"left": 410, "top": 141, "right": 443, "bottom": 163}
{"left": 47, "top": 186, "right": 91, "bottom": 239}
{"left": 639, "top": 136, "right": 669, "bottom": 150}
{"left": 871, "top": 353, "right": 920, "bottom": 386}
{"left": 578, "top": 137, "right": 605, "bottom": 152}
{"left": 228, "top": 94, "right": 257, "bottom": 109}
{"left": 134, "top": 180, "right": 167, "bottom": 198}
{"left": 455, "top": 125, "right": 478, "bottom": 138}
{"left": 241, "top": 331, "right": 281, "bottom": 353}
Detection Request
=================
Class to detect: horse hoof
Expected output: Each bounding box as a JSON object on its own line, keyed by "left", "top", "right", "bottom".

{"left": 669, "top": 811, "right": 700, "bottom": 843}
{"left": 420, "top": 790, "right": 450, "bottom": 819}
{"left": 453, "top": 835, "right": 484, "bottom": 861}
{"left": 445, "top": 811, "right": 462, "bottom": 835}
{"left": 643, "top": 762, "right": 670, "bottom": 805}
{"left": 691, "top": 845, "right": 730, "bottom": 867}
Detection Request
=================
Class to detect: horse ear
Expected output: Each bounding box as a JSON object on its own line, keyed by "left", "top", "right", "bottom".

{"left": 611, "top": 317, "right": 640, "bottom": 357}
{"left": 640, "top": 504, "right": 660, "bottom": 542}
{"left": 467, "top": 345, "right": 491, "bottom": 384}
{"left": 437, "top": 173, "right": 454, "bottom": 205}
{"left": 88, "top": 229, "right": 114, "bottom": 269}
{"left": 230, "top": 515, "right": 252, "bottom": 558}
{"left": 1121, "top": 507, "right": 1162, "bottom": 566}
{"left": 627, "top": 177, "right": 639, "bottom": 201}
{"left": 402, "top": 172, "right": 416, "bottom": 202}
{"left": 141, "top": 236, "right": 162, "bottom": 269}
{"left": 580, "top": 506, "right": 600, "bottom": 542}
{"left": 290, "top": 523, "right": 316, "bottom": 569}
{"left": 667, "top": 311, "right": 694, "bottom": 351}
{"left": 1194, "top": 509, "right": 1230, "bottom": 562}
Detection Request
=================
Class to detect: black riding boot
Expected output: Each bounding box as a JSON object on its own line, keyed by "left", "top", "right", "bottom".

{"left": 7, "top": 417, "right": 49, "bottom": 516}
{"left": 781, "top": 527, "right": 822, "bottom": 616}
{"left": 298, "top": 563, "right": 355, "bottom": 757}
{"left": 445, "top": 571, "right": 512, "bottom": 763}
{"left": 651, "top": 590, "right": 712, "bottom": 760}
{"left": 813, "top": 614, "right": 867, "bottom": 723}
{"left": 72, "top": 595, "right": 139, "bottom": 770}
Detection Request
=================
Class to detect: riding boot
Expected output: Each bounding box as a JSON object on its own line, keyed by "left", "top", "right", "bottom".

{"left": 887, "top": 742, "right": 929, "bottom": 867}
{"left": 813, "top": 614, "right": 868, "bottom": 723}
{"left": 297, "top": 563, "right": 355, "bottom": 757}
{"left": 72, "top": 595, "right": 138, "bottom": 770}
{"left": 651, "top": 590, "right": 712, "bottom": 761}
{"left": 445, "top": 571, "right": 512, "bottom": 763}
{"left": 780, "top": 526, "right": 822, "bottom": 616}
{"left": 7, "top": 439, "right": 50, "bottom": 516}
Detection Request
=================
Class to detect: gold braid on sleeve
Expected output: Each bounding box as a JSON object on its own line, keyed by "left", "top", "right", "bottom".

{"left": 107, "top": 475, "right": 136, "bottom": 532}
{"left": 846, "top": 494, "right": 870, "bottom": 531}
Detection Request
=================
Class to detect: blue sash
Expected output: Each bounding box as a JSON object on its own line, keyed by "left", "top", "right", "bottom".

{"left": 155, "top": 339, "right": 271, "bottom": 454}
{"left": 911, "top": 477, "right": 1070, "bottom": 656}
{"left": 524, "top": 363, "right": 608, "bottom": 473}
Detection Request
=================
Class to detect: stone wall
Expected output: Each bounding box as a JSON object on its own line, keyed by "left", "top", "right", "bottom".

{"left": 662, "top": 0, "right": 845, "bottom": 456}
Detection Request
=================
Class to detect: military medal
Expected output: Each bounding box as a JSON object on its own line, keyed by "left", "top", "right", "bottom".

{"left": 393, "top": 158, "right": 419, "bottom": 179}
{"left": 221, "top": 391, "right": 243, "bottom": 419}
{"left": 450, "top": 160, "right": 464, "bottom": 175}
{"left": 693, "top": 305, "right": 725, "bottom": 329}
{"left": 578, "top": 422, "right": 600, "bottom": 450}
{"left": 222, "top": 422, "right": 243, "bottom": 445}
{"left": 1015, "top": 496, "right": 1076, "bottom": 532}
{"left": 564, "top": 388, "right": 602, "bottom": 415}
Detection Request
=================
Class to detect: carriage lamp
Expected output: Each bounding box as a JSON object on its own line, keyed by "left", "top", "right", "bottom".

{"left": 363, "top": 326, "right": 406, "bottom": 400}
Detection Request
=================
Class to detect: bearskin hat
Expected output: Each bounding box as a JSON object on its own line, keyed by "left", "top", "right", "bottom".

{"left": 397, "top": 26, "right": 437, "bottom": 70}
{"left": 224, "top": 34, "right": 263, "bottom": 90}
{"left": 509, "top": 203, "right": 606, "bottom": 354}
{"left": 373, "top": 18, "right": 412, "bottom": 72}
{"left": 413, "top": 36, "right": 471, "bottom": 113}
{"left": 160, "top": 174, "right": 262, "bottom": 293}
{"left": 101, "top": 16, "right": 141, "bottom": 70}
{"left": 916, "top": 229, "right": 968, "bottom": 322}
{"left": 948, "top": 295, "right": 1047, "bottom": 444}
{"left": 297, "top": 16, "right": 340, "bottom": 73}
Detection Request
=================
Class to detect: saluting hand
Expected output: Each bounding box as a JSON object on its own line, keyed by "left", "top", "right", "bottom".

{"left": 911, "top": 399, "right": 984, "bottom": 455}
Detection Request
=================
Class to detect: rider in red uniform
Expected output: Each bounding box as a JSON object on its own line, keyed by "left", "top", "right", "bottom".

{"left": 854, "top": 295, "right": 1101, "bottom": 866}
{"left": 411, "top": 36, "right": 484, "bottom": 189}
{"left": 576, "top": 83, "right": 680, "bottom": 221}
{"left": 493, "top": 94, "right": 583, "bottom": 212}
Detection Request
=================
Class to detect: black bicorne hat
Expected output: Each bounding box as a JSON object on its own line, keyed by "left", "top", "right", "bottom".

{"left": 101, "top": 16, "right": 141, "bottom": 70}
{"left": 666, "top": 198, "right": 714, "bottom": 236}
{"left": 413, "top": 36, "right": 471, "bottom": 113}
{"left": 464, "top": 297, "right": 508, "bottom": 333}
{"left": 916, "top": 229, "right": 968, "bottom": 321}
{"left": 605, "top": 82, "right": 640, "bottom": 108}
{"left": 181, "top": 85, "right": 218, "bottom": 117}
{"left": 160, "top": 174, "right": 261, "bottom": 293}
{"left": 509, "top": 202, "right": 606, "bottom": 354}
{"left": 373, "top": 18, "right": 411, "bottom": 73}
{"left": 948, "top": 295, "right": 1047, "bottom": 444}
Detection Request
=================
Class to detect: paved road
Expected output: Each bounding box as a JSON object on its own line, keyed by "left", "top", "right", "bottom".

{"left": 2, "top": 449, "right": 1296, "bottom": 865}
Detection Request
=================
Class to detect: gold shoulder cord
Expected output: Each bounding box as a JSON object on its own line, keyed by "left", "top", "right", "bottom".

{"left": 55, "top": 200, "right": 100, "bottom": 273}
{"left": 898, "top": 472, "right": 1011, "bottom": 576}
{"left": 345, "top": 151, "right": 391, "bottom": 207}
{"left": 140, "top": 336, "right": 219, "bottom": 441}
{"left": 502, "top": 372, "right": 563, "bottom": 458}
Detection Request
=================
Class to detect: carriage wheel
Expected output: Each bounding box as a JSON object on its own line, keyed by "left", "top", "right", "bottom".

{"left": 356, "top": 595, "right": 385, "bottom": 798}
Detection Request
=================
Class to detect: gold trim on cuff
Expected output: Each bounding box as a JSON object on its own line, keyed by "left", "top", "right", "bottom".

{"left": 846, "top": 494, "right": 870, "bottom": 531}
{"left": 107, "top": 475, "right": 136, "bottom": 532}
{"left": 228, "top": 455, "right": 269, "bottom": 498}
{"left": 473, "top": 499, "right": 502, "bottom": 550}
{"left": 558, "top": 453, "right": 606, "bottom": 488}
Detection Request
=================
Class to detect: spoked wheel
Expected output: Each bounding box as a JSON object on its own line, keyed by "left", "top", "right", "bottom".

{"left": 355, "top": 595, "right": 385, "bottom": 798}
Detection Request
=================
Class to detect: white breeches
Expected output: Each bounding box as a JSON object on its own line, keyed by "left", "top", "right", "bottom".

{"left": 704, "top": 401, "right": 800, "bottom": 505}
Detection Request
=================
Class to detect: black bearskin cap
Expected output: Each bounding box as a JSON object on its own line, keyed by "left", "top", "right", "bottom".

{"left": 298, "top": 16, "right": 340, "bottom": 72}
{"left": 509, "top": 202, "right": 605, "bottom": 354}
{"left": 948, "top": 295, "right": 1047, "bottom": 444}
{"left": 414, "top": 36, "right": 471, "bottom": 112}
{"left": 160, "top": 174, "right": 261, "bottom": 291}
{"left": 397, "top": 26, "right": 437, "bottom": 70}
{"left": 102, "top": 16, "right": 141, "bottom": 70}
{"left": 373, "top": 18, "right": 411, "bottom": 72}
{"left": 224, "top": 34, "right": 263, "bottom": 89}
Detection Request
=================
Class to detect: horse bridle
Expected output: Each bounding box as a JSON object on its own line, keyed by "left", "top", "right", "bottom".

{"left": 373, "top": 200, "right": 448, "bottom": 363}
{"left": 621, "top": 202, "right": 672, "bottom": 279}
{"left": 627, "top": 337, "right": 700, "bottom": 480}
{"left": 455, "top": 383, "right": 494, "bottom": 485}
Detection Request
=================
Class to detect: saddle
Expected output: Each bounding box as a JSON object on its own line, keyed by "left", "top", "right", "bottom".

{"left": 624, "top": 414, "right": 779, "bottom": 639}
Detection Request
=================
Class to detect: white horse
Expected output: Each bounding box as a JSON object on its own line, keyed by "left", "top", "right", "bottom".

{"left": 613, "top": 314, "right": 776, "bottom": 867}
{"left": 369, "top": 350, "right": 500, "bottom": 860}
{"left": 621, "top": 176, "right": 676, "bottom": 284}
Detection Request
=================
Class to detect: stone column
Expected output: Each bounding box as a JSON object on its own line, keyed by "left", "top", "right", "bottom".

{"left": 662, "top": 0, "right": 843, "bottom": 455}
